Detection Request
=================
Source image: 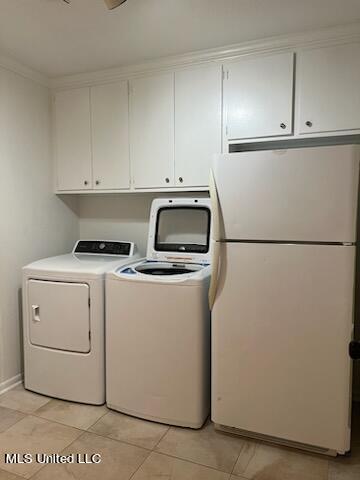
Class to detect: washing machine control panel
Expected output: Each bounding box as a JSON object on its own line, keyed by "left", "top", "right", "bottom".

{"left": 74, "top": 241, "right": 134, "bottom": 256}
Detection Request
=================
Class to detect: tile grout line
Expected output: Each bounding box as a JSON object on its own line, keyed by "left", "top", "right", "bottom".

{"left": 83, "top": 408, "right": 109, "bottom": 430}
{"left": 84, "top": 408, "right": 111, "bottom": 432}
{"left": 20, "top": 412, "right": 255, "bottom": 477}
{"left": 125, "top": 424, "right": 172, "bottom": 480}
{"left": 0, "top": 412, "right": 334, "bottom": 480}
{"left": 0, "top": 412, "right": 236, "bottom": 479}
{"left": 0, "top": 398, "right": 52, "bottom": 416}
{"left": 27, "top": 430, "right": 90, "bottom": 479}
{"left": 128, "top": 449, "right": 152, "bottom": 480}
{"left": 326, "top": 458, "right": 330, "bottom": 480}
{"left": 26, "top": 411, "right": 173, "bottom": 459}
{"left": 148, "top": 448, "right": 239, "bottom": 475}
{"left": 0, "top": 466, "right": 26, "bottom": 480}
{"left": 2, "top": 391, "right": 346, "bottom": 479}
{"left": 152, "top": 425, "right": 171, "bottom": 450}
{"left": 27, "top": 407, "right": 232, "bottom": 477}
{"left": 26, "top": 403, "right": 109, "bottom": 433}
{"left": 0, "top": 411, "right": 27, "bottom": 433}
{"left": 230, "top": 440, "right": 258, "bottom": 479}
{"left": 229, "top": 442, "right": 244, "bottom": 476}
{"left": 81, "top": 426, "right": 239, "bottom": 477}
{"left": 81, "top": 428, "right": 154, "bottom": 453}
{"left": 27, "top": 413, "right": 90, "bottom": 435}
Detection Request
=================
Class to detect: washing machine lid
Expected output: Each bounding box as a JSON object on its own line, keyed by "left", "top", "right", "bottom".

{"left": 135, "top": 262, "right": 203, "bottom": 276}
{"left": 116, "top": 260, "right": 211, "bottom": 285}
{"left": 146, "top": 198, "right": 212, "bottom": 264}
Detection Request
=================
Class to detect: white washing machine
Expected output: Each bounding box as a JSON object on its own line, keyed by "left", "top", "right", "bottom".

{"left": 22, "top": 240, "right": 139, "bottom": 405}
{"left": 106, "top": 198, "right": 212, "bottom": 428}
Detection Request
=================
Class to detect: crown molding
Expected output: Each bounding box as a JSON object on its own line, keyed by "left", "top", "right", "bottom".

{"left": 50, "top": 21, "right": 360, "bottom": 90}
{"left": 0, "top": 52, "right": 50, "bottom": 87}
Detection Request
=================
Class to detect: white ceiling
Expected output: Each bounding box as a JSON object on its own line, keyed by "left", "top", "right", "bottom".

{"left": 0, "top": 0, "right": 360, "bottom": 78}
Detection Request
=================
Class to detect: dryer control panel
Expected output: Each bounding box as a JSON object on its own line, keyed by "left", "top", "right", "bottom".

{"left": 73, "top": 240, "right": 134, "bottom": 256}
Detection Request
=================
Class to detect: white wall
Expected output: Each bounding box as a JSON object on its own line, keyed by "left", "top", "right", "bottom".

{"left": 0, "top": 66, "right": 79, "bottom": 390}
{"left": 79, "top": 193, "right": 209, "bottom": 256}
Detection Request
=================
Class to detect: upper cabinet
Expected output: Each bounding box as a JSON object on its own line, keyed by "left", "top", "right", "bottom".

{"left": 297, "top": 43, "right": 360, "bottom": 135}
{"left": 53, "top": 36, "right": 360, "bottom": 194}
{"left": 174, "top": 64, "right": 222, "bottom": 187}
{"left": 91, "top": 82, "right": 130, "bottom": 190}
{"left": 55, "top": 88, "right": 92, "bottom": 191}
{"left": 129, "top": 66, "right": 222, "bottom": 190}
{"left": 223, "top": 52, "right": 294, "bottom": 141}
{"left": 54, "top": 82, "right": 130, "bottom": 192}
{"left": 55, "top": 67, "right": 222, "bottom": 192}
{"left": 129, "top": 73, "right": 175, "bottom": 189}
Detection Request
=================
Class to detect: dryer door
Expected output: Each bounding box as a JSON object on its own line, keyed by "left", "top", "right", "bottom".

{"left": 27, "top": 280, "right": 90, "bottom": 353}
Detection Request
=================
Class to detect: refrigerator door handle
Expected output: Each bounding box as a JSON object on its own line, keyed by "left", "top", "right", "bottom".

{"left": 209, "top": 240, "right": 220, "bottom": 309}
{"left": 209, "top": 168, "right": 221, "bottom": 309}
{"left": 209, "top": 168, "right": 220, "bottom": 242}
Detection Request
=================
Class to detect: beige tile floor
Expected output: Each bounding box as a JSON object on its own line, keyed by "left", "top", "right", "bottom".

{"left": 0, "top": 385, "right": 358, "bottom": 480}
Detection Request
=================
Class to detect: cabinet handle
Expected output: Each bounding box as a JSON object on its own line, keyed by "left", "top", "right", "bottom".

{"left": 95, "top": 180, "right": 100, "bottom": 185}
{"left": 84, "top": 180, "right": 88, "bottom": 186}
{"left": 280, "top": 123, "right": 286, "bottom": 129}
{"left": 179, "top": 177, "right": 183, "bottom": 183}
{"left": 165, "top": 178, "right": 170, "bottom": 183}
{"left": 305, "top": 121, "right": 313, "bottom": 127}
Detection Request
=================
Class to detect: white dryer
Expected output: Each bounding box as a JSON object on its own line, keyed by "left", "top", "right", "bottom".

{"left": 23, "top": 240, "right": 139, "bottom": 405}
{"left": 106, "top": 198, "right": 212, "bottom": 428}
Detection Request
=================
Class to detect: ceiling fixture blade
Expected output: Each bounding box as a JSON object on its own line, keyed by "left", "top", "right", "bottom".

{"left": 104, "top": 0, "right": 128, "bottom": 9}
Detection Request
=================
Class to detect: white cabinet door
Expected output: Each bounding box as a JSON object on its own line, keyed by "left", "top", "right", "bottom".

{"left": 28, "top": 280, "right": 90, "bottom": 353}
{"left": 175, "top": 64, "right": 222, "bottom": 187}
{"left": 130, "top": 73, "right": 174, "bottom": 189}
{"left": 91, "top": 82, "right": 130, "bottom": 190}
{"left": 224, "top": 52, "right": 294, "bottom": 140}
{"left": 298, "top": 43, "right": 360, "bottom": 134}
{"left": 55, "top": 88, "right": 92, "bottom": 190}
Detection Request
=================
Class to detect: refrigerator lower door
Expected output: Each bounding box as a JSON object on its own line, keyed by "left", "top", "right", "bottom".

{"left": 212, "top": 242, "right": 355, "bottom": 454}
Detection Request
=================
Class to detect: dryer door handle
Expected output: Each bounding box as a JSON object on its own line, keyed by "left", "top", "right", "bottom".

{"left": 31, "top": 305, "right": 40, "bottom": 322}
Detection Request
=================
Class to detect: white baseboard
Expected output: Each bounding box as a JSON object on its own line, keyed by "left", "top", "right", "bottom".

{"left": 0, "top": 374, "right": 23, "bottom": 396}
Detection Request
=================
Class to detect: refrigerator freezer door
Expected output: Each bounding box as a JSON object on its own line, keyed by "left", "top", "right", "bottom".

{"left": 213, "top": 145, "right": 359, "bottom": 243}
{"left": 212, "top": 242, "right": 355, "bottom": 453}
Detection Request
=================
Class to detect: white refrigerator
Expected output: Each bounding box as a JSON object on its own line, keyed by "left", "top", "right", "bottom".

{"left": 209, "top": 144, "right": 359, "bottom": 455}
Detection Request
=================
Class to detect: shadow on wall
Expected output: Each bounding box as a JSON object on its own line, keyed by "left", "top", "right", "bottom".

{"left": 58, "top": 195, "right": 80, "bottom": 217}
{"left": 77, "top": 192, "right": 209, "bottom": 256}
{"left": 18, "top": 289, "right": 24, "bottom": 375}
